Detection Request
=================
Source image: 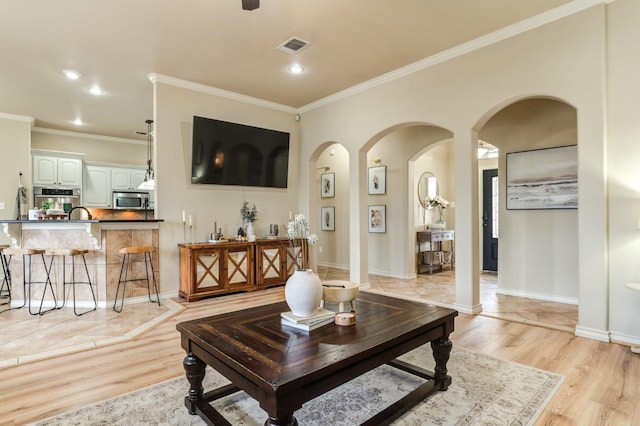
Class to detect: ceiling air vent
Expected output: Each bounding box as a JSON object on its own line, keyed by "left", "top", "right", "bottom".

{"left": 276, "top": 37, "right": 311, "bottom": 54}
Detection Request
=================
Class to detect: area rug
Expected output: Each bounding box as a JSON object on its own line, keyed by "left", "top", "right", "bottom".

{"left": 34, "top": 346, "right": 563, "bottom": 426}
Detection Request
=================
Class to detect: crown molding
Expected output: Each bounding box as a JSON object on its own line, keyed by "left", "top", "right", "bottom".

{"left": 32, "top": 127, "right": 145, "bottom": 145}
{"left": 299, "top": 0, "right": 607, "bottom": 113}
{"left": 0, "top": 112, "right": 35, "bottom": 124}
{"left": 148, "top": 73, "right": 297, "bottom": 114}
{"left": 148, "top": 1, "right": 608, "bottom": 116}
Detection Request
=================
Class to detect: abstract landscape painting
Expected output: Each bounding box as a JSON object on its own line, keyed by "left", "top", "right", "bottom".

{"left": 506, "top": 145, "right": 578, "bottom": 210}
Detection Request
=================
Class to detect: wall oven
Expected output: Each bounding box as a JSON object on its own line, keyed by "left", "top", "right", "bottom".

{"left": 33, "top": 186, "right": 80, "bottom": 212}
{"left": 112, "top": 191, "right": 150, "bottom": 210}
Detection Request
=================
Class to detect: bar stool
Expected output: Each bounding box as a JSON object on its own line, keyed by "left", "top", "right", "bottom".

{"left": 2, "top": 247, "right": 57, "bottom": 315}
{"left": 0, "top": 245, "right": 11, "bottom": 309}
{"left": 113, "top": 245, "right": 160, "bottom": 313}
{"left": 45, "top": 248, "right": 97, "bottom": 316}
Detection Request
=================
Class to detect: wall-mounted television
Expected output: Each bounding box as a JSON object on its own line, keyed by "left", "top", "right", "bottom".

{"left": 191, "top": 116, "right": 290, "bottom": 188}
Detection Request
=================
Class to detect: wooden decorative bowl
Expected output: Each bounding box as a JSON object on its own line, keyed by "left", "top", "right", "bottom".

{"left": 321, "top": 280, "right": 359, "bottom": 312}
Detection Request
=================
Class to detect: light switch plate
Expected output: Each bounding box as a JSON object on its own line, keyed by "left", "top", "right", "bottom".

{"left": 0, "top": 201, "right": 5, "bottom": 210}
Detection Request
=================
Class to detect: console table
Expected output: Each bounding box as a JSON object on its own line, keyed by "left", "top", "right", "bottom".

{"left": 178, "top": 239, "right": 307, "bottom": 301}
{"left": 416, "top": 230, "right": 455, "bottom": 274}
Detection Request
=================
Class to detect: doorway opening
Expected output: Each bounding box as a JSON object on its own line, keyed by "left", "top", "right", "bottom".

{"left": 482, "top": 168, "right": 498, "bottom": 272}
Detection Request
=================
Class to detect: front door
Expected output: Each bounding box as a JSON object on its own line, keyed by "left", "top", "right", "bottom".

{"left": 482, "top": 169, "right": 499, "bottom": 271}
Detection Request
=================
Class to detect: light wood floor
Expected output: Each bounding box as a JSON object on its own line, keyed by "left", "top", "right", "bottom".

{"left": 1, "top": 274, "right": 638, "bottom": 425}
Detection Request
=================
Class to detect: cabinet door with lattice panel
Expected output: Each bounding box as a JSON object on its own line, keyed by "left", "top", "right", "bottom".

{"left": 194, "top": 249, "right": 222, "bottom": 291}
{"left": 224, "top": 244, "right": 254, "bottom": 290}
{"left": 256, "top": 241, "right": 287, "bottom": 289}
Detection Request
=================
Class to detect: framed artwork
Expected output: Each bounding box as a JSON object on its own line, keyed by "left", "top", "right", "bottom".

{"left": 368, "top": 204, "right": 386, "bottom": 233}
{"left": 506, "top": 145, "right": 578, "bottom": 210}
{"left": 368, "top": 165, "right": 386, "bottom": 195}
{"left": 321, "top": 206, "right": 335, "bottom": 231}
{"left": 321, "top": 172, "right": 335, "bottom": 198}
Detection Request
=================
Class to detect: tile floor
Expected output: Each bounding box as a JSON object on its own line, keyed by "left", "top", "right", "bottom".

{"left": 317, "top": 266, "right": 578, "bottom": 332}
{"left": 0, "top": 266, "right": 577, "bottom": 368}
{"left": 0, "top": 298, "right": 181, "bottom": 369}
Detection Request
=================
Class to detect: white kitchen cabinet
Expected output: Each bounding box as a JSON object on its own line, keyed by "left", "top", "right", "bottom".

{"left": 84, "top": 165, "right": 112, "bottom": 207}
{"left": 131, "top": 168, "right": 147, "bottom": 189}
{"left": 33, "top": 155, "right": 83, "bottom": 187}
{"left": 111, "top": 167, "right": 147, "bottom": 191}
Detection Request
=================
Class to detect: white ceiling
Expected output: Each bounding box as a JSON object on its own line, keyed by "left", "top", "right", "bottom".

{"left": 0, "top": 0, "right": 575, "bottom": 141}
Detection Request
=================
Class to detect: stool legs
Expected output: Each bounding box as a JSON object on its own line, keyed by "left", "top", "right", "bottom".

{"left": 113, "top": 253, "right": 130, "bottom": 313}
{"left": 60, "top": 254, "right": 97, "bottom": 316}
{"left": 113, "top": 251, "right": 160, "bottom": 313}
{"left": 0, "top": 253, "right": 12, "bottom": 311}
{"left": 144, "top": 252, "right": 161, "bottom": 306}
{"left": 0, "top": 253, "right": 11, "bottom": 305}
{"left": 25, "top": 254, "right": 57, "bottom": 316}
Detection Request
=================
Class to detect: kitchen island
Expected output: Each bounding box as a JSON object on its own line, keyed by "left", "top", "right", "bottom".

{"left": 0, "top": 219, "right": 163, "bottom": 310}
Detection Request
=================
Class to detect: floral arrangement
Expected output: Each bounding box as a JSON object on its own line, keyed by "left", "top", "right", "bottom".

{"left": 428, "top": 195, "right": 450, "bottom": 209}
{"left": 287, "top": 213, "right": 318, "bottom": 270}
{"left": 240, "top": 201, "right": 258, "bottom": 223}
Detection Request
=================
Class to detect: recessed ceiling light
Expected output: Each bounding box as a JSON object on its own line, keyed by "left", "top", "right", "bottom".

{"left": 289, "top": 64, "right": 304, "bottom": 74}
{"left": 89, "top": 85, "right": 104, "bottom": 96}
{"left": 73, "top": 118, "right": 83, "bottom": 126}
{"left": 63, "top": 69, "right": 81, "bottom": 80}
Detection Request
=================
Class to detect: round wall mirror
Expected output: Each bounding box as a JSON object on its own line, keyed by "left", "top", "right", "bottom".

{"left": 417, "top": 171, "right": 439, "bottom": 209}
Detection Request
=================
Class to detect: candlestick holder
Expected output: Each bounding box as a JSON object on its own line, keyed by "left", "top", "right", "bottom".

{"left": 189, "top": 224, "right": 193, "bottom": 244}
{"left": 183, "top": 221, "right": 188, "bottom": 243}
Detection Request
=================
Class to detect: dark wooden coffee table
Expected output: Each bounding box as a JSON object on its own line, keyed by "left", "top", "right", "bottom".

{"left": 177, "top": 291, "right": 457, "bottom": 426}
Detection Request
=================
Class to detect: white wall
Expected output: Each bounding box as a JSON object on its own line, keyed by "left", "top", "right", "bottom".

{"left": 315, "top": 143, "right": 349, "bottom": 270}
{"left": 606, "top": 0, "right": 640, "bottom": 347}
{"left": 31, "top": 130, "right": 147, "bottom": 166}
{"left": 298, "top": 6, "right": 608, "bottom": 332}
{"left": 0, "top": 114, "right": 32, "bottom": 245}
{"left": 153, "top": 81, "right": 302, "bottom": 294}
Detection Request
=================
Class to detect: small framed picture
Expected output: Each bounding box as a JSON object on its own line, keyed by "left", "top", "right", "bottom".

{"left": 368, "top": 204, "right": 386, "bottom": 233}
{"left": 321, "top": 172, "right": 335, "bottom": 198}
{"left": 321, "top": 206, "right": 335, "bottom": 231}
{"left": 368, "top": 165, "right": 386, "bottom": 195}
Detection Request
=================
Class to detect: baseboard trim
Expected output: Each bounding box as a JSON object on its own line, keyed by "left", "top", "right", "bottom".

{"left": 575, "top": 325, "right": 610, "bottom": 342}
{"left": 453, "top": 302, "right": 483, "bottom": 315}
{"left": 496, "top": 288, "right": 578, "bottom": 305}
{"left": 609, "top": 331, "right": 640, "bottom": 347}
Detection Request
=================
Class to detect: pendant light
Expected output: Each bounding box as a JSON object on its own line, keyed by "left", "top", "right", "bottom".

{"left": 137, "top": 119, "right": 155, "bottom": 190}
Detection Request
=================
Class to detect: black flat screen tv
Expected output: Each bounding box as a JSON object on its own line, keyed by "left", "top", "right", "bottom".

{"left": 191, "top": 116, "right": 290, "bottom": 188}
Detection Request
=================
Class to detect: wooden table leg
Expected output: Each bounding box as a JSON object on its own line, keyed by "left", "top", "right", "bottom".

{"left": 431, "top": 337, "right": 453, "bottom": 391}
{"left": 183, "top": 352, "right": 206, "bottom": 415}
{"left": 264, "top": 414, "right": 298, "bottom": 426}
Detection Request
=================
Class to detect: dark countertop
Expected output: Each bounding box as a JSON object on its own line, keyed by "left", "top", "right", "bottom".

{"left": 91, "top": 219, "right": 164, "bottom": 223}
{"left": 0, "top": 219, "right": 164, "bottom": 223}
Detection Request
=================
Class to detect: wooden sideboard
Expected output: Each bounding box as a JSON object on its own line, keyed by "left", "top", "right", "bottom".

{"left": 178, "top": 239, "right": 307, "bottom": 301}
{"left": 416, "top": 230, "right": 455, "bottom": 274}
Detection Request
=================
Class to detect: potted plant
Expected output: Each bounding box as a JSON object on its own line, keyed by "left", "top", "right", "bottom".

{"left": 240, "top": 201, "right": 258, "bottom": 240}
{"left": 428, "top": 195, "right": 450, "bottom": 224}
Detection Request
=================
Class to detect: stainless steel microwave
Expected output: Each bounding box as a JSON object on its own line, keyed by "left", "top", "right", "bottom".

{"left": 112, "top": 191, "right": 150, "bottom": 210}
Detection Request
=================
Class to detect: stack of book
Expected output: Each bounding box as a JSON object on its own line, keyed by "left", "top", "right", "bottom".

{"left": 280, "top": 308, "right": 336, "bottom": 331}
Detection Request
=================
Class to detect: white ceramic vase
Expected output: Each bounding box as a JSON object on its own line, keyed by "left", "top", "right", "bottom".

{"left": 245, "top": 221, "right": 256, "bottom": 241}
{"left": 285, "top": 269, "right": 323, "bottom": 318}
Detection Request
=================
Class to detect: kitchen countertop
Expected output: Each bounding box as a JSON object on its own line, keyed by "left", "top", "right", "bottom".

{"left": 1, "top": 219, "right": 164, "bottom": 248}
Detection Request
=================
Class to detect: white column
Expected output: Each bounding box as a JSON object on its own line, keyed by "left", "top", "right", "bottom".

{"left": 349, "top": 150, "right": 369, "bottom": 285}
{"left": 453, "top": 129, "right": 482, "bottom": 314}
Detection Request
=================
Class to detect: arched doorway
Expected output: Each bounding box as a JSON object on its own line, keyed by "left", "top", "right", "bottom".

{"left": 475, "top": 97, "right": 578, "bottom": 330}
